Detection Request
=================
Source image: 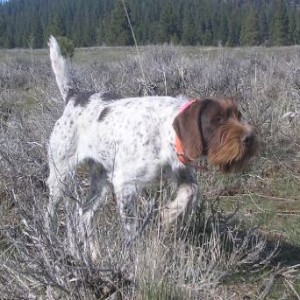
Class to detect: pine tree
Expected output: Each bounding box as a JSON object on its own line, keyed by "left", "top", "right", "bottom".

{"left": 202, "top": 19, "right": 213, "bottom": 46}
{"left": 72, "top": 0, "right": 85, "bottom": 46}
{"left": 95, "top": 20, "right": 107, "bottom": 46}
{"left": 47, "top": 13, "right": 66, "bottom": 38}
{"left": 1, "top": 0, "right": 300, "bottom": 48}
{"left": 29, "top": 12, "right": 44, "bottom": 48}
{"left": 0, "top": 14, "right": 6, "bottom": 47}
{"left": 289, "top": 11, "right": 297, "bottom": 44}
{"left": 219, "top": 13, "right": 228, "bottom": 46}
{"left": 240, "top": 8, "right": 261, "bottom": 46}
{"left": 227, "top": 13, "right": 240, "bottom": 46}
{"left": 259, "top": 9, "right": 269, "bottom": 45}
{"left": 182, "top": 5, "right": 196, "bottom": 45}
{"left": 272, "top": 0, "right": 290, "bottom": 46}
{"left": 295, "top": 16, "right": 300, "bottom": 44}
{"left": 158, "top": 1, "right": 179, "bottom": 44}
{"left": 57, "top": 36, "right": 75, "bottom": 59}
{"left": 107, "top": 0, "right": 134, "bottom": 46}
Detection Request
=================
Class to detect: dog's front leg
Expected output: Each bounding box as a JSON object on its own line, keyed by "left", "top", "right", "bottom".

{"left": 161, "top": 169, "right": 199, "bottom": 227}
{"left": 115, "top": 184, "right": 138, "bottom": 249}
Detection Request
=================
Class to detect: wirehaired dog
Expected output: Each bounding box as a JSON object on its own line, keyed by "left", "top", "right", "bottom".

{"left": 47, "top": 36, "right": 257, "bottom": 252}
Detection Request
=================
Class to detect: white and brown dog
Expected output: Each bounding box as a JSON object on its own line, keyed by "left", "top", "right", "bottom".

{"left": 47, "top": 36, "right": 257, "bottom": 249}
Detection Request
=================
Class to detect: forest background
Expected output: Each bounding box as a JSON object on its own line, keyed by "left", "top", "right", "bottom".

{"left": 0, "top": 0, "right": 300, "bottom": 49}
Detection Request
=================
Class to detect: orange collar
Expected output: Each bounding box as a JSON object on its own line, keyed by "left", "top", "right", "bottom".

{"left": 175, "top": 134, "right": 193, "bottom": 164}
{"left": 175, "top": 99, "right": 197, "bottom": 165}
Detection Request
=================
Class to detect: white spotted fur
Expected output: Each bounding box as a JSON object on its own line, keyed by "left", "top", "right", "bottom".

{"left": 47, "top": 36, "right": 199, "bottom": 253}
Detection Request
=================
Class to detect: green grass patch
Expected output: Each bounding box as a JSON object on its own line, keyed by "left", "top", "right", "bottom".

{"left": 140, "top": 281, "right": 184, "bottom": 300}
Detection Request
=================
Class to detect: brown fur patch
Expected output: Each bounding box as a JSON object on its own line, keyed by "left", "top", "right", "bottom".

{"left": 173, "top": 98, "right": 258, "bottom": 172}
{"left": 173, "top": 101, "right": 203, "bottom": 160}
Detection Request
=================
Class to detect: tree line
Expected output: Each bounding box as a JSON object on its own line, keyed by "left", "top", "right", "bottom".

{"left": 0, "top": 0, "right": 300, "bottom": 48}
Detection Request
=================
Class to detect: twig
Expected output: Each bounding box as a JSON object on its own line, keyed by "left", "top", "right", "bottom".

{"left": 258, "top": 273, "right": 275, "bottom": 300}
{"left": 284, "top": 279, "right": 300, "bottom": 299}
{"left": 121, "top": 0, "right": 146, "bottom": 89}
{"left": 210, "top": 193, "right": 297, "bottom": 202}
{"left": 245, "top": 210, "right": 300, "bottom": 217}
{"left": 124, "top": 198, "right": 157, "bottom": 249}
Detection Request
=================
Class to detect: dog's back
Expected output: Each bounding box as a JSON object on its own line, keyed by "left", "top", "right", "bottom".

{"left": 48, "top": 37, "right": 184, "bottom": 176}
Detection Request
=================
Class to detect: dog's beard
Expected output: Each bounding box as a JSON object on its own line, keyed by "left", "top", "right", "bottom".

{"left": 219, "top": 159, "right": 248, "bottom": 173}
{"left": 207, "top": 124, "right": 257, "bottom": 173}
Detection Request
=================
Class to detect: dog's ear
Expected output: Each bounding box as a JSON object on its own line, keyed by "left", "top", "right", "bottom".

{"left": 173, "top": 99, "right": 221, "bottom": 160}
{"left": 173, "top": 100, "right": 203, "bottom": 160}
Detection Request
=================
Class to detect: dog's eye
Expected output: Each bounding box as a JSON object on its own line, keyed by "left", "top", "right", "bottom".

{"left": 214, "top": 115, "right": 223, "bottom": 123}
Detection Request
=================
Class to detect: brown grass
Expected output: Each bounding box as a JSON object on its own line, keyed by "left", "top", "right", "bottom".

{"left": 0, "top": 45, "right": 299, "bottom": 299}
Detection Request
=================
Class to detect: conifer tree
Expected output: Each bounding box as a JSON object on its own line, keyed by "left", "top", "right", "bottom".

{"left": 0, "top": 14, "right": 6, "bottom": 47}
{"left": 107, "top": 0, "right": 134, "bottom": 46}
{"left": 289, "top": 11, "right": 297, "bottom": 44}
{"left": 29, "top": 12, "right": 44, "bottom": 48}
{"left": 158, "top": 1, "right": 179, "bottom": 44}
{"left": 259, "top": 9, "right": 269, "bottom": 45}
{"left": 72, "top": 0, "right": 85, "bottom": 46}
{"left": 219, "top": 13, "right": 229, "bottom": 46}
{"left": 182, "top": 6, "right": 196, "bottom": 45}
{"left": 227, "top": 13, "right": 240, "bottom": 46}
{"left": 47, "top": 13, "right": 66, "bottom": 38}
{"left": 202, "top": 19, "right": 213, "bottom": 46}
{"left": 1, "top": 0, "right": 300, "bottom": 48}
{"left": 240, "top": 8, "right": 261, "bottom": 46}
{"left": 295, "top": 17, "right": 300, "bottom": 44}
{"left": 272, "top": 0, "right": 290, "bottom": 45}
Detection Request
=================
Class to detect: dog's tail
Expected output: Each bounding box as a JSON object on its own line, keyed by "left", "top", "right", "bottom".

{"left": 48, "top": 36, "right": 74, "bottom": 103}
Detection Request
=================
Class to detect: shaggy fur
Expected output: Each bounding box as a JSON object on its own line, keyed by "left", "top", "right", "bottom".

{"left": 47, "top": 36, "right": 257, "bottom": 251}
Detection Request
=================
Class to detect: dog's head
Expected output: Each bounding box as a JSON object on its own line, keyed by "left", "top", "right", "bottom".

{"left": 173, "top": 98, "right": 258, "bottom": 173}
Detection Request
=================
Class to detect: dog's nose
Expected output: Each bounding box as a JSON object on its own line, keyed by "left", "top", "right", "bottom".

{"left": 242, "top": 132, "right": 254, "bottom": 148}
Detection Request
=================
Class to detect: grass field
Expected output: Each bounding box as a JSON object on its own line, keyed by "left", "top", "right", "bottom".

{"left": 0, "top": 44, "right": 299, "bottom": 299}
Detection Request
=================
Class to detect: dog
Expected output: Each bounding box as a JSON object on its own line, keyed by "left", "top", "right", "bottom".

{"left": 47, "top": 36, "right": 257, "bottom": 250}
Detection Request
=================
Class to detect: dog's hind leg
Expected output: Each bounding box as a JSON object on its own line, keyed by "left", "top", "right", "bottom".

{"left": 81, "top": 162, "right": 110, "bottom": 259}
{"left": 46, "top": 149, "right": 78, "bottom": 231}
{"left": 113, "top": 182, "right": 138, "bottom": 249}
{"left": 86, "top": 161, "right": 109, "bottom": 207}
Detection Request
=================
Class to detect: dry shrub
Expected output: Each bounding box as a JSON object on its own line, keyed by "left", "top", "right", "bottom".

{"left": 0, "top": 45, "right": 299, "bottom": 299}
{"left": 0, "top": 174, "right": 277, "bottom": 299}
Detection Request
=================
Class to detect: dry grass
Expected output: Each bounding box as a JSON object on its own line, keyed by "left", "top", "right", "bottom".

{"left": 0, "top": 45, "right": 299, "bottom": 299}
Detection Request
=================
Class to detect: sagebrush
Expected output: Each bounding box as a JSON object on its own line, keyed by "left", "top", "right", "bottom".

{"left": 0, "top": 45, "right": 299, "bottom": 299}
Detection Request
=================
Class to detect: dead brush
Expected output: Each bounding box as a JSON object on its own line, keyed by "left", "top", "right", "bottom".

{"left": 0, "top": 45, "right": 299, "bottom": 299}
{"left": 0, "top": 168, "right": 281, "bottom": 299}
